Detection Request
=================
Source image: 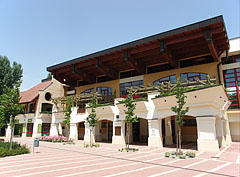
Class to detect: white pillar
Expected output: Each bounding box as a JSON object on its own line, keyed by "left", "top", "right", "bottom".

{"left": 69, "top": 123, "right": 78, "bottom": 140}
{"left": 112, "top": 121, "right": 126, "bottom": 145}
{"left": 148, "top": 119, "right": 163, "bottom": 148}
{"left": 165, "top": 117, "right": 173, "bottom": 145}
{"left": 58, "top": 123, "right": 63, "bottom": 135}
{"left": 32, "top": 119, "right": 41, "bottom": 138}
{"left": 196, "top": 116, "right": 219, "bottom": 151}
{"left": 5, "top": 124, "right": 11, "bottom": 139}
{"left": 216, "top": 117, "right": 226, "bottom": 148}
{"left": 50, "top": 113, "right": 58, "bottom": 136}
{"left": 84, "top": 122, "right": 96, "bottom": 144}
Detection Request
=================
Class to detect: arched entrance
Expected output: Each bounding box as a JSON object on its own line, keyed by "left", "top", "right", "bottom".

{"left": 78, "top": 121, "right": 85, "bottom": 140}
{"left": 162, "top": 115, "right": 197, "bottom": 149}
{"left": 95, "top": 120, "right": 113, "bottom": 142}
{"left": 126, "top": 118, "right": 148, "bottom": 145}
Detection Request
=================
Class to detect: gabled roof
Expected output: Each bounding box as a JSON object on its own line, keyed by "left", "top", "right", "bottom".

{"left": 20, "top": 81, "right": 52, "bottom": 103}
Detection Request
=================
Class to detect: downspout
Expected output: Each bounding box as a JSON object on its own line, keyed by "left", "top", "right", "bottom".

{"left": 217, "top": 50, "right": 228, "bottom": 84}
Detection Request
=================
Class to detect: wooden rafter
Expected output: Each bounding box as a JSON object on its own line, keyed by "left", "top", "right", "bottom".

{"left": 96, "top": 58, "right": 118, "bottom": 79}
{"left": 124, "top": 50, "right": 146, "bottom": 74}
{"left": 160, "top": 41, "right": 178, "bottom": 68}
{"left": 205, "top": 29, "right": 219, "bottom": 62}
{"left": 72, "top": 65, "right": 95, "bottom": 83}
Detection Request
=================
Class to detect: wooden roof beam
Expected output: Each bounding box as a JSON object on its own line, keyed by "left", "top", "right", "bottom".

{"left": 160, "top": 41, "right": 178, "bottom": 68}
{"left": 96, "top": 59, "right": 118, "bottom": 79}
{"left": 124, "top": 50, "right": 146, "bottom": 75}
{"left": 205, "top": 29, "right": 219, "bottom": 62}
{"left": 72, "top": 65, "right": 95, "bottom": 83}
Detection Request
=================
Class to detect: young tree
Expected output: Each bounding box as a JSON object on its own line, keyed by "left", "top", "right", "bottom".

{"left": 171, "top": 78, "right": 189, "bottom": 154}
{"left": 86, "top": 93, "right": 99, "bottom": 147}
{"left": 122, "top": 92, "right": 138, "bottom": 149}
{"left": 0, "top": 56, "right": 23, "bottom": 95}
{"left": 63, "top": 96, "right": 72, "bottom": 139}
{"left": 0, "top": 83, "right": 24, "bottom": 149}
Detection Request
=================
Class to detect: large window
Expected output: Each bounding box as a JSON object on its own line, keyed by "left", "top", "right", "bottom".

{"left": 223, "top": 68, "right": 240, "bottom": 109}
{"left": 180, "top": 73, "right": 208, "bottom": 83}
{"left": 120, "top": 80, "right": 144, "bottom": 97}
{"left": 153, "top": 75, "right": 176, "bottom": 86}
{"left": 80, "top": 88, "right": 94, "bottom": 94}
{"left": 97, "top": 87, "right": 112, "bottom": 96}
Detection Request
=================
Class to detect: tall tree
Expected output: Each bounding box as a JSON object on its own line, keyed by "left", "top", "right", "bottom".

{"left": 171, "top": 78, "right": 189, "bottom": 154}
{"left": 86, "top": 93, "right": 99, "bottom": 146}
{"left": 122, "top": 92, "right": 138, "bottom": 149}
{"left": 63, "top": 96, "right": 72, "bottom": 139}
{"left": 0, "top": 83, "right": 24, "bottom": 149}
{"left": 0, "top": 56, "right": 23, "bottom": 95}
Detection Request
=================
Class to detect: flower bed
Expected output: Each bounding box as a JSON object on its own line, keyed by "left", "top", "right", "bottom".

{"left": 37, "top": 135, "right": 73, "bottom": 143}
{"left": 0, "top": 141, "right": 30, "bottom": 158}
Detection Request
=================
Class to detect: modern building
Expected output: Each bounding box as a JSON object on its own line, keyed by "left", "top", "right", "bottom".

{"left": 5, "top": 78, "right": 64, "bottom": 138}
{"left": 7, "top": 15, "right": 239, "bottom": 152}
{"left": 221, "top": 37, "right": 240, "bottom": 142}
{"left": 45, "top": 15, "right": 237, "bottom": 152}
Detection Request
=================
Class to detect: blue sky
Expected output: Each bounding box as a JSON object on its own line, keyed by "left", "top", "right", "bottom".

{"left": 0, "top": 0, "right": 239, "bottom": 91}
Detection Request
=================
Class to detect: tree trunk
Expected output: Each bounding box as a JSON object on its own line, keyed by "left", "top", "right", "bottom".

{"left": 90, "top": 128, "right": 92, "bottom": 147}
{"left": 176, "top": 128, "right": 179, "bottom": 155}
{"left": 9, "top": 123, "right": 15, "bottom": 150}
{"left": 179, "top": 128, "right": 182, "bottom": 153}
{"left": 127, "top": 123, "right": 130, "bottom": 149}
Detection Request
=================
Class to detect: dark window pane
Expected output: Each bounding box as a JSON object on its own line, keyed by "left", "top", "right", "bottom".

{"left": 225, "top": 78, "right": 236, "bottom": 82}
{"left": 226, "top": 83, "right": 236, "bottom": 87}
{"left": 225, "top": 74, "right": 235, "bottom": 78}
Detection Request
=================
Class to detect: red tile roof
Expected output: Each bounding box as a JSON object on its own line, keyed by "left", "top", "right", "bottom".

{"left": 20, "top": 81, "right": 52, "bottom": 103}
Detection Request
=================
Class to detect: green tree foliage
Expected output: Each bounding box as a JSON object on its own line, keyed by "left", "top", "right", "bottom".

{"left": 0, "top": 56, "right": 23, "bottom": 95}
{"left": 0, "top": 83, "right": 24, "bottom": 149}
{"left": 47, "top": 73, "right": 52, "bottom": 79}
{"left": 63, "top": 96, "right": 72, "bottom": 139}
{"left": 86, "top": 94, "right": 99, "bottom": 146}
{"left": 122, "top": 92, "right": 138, "bottom": 149}
{"left": 171, "top": 78, "right": 189, "bottom": 154}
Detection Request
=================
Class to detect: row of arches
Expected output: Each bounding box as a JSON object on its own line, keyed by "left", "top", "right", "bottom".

{"left": 77, "top": 115, "right": 198, "bottom": 148}
{"left": 80, "top": 72, "right": 209, "bottom": 97}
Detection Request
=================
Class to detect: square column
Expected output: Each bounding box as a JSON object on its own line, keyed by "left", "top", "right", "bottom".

{"left": 196, "top": 116, "right": 219, "bottom": 151}
{"left": 5, "top": 124, "right": 11, "bottom": 139}
{"left": 32, "top": 119, "right": 41, "bottom": 138}
{"left": 165, "top": 117, "right": 173, "bottom": 145}
{"left": 50, "top": 113, "right": 58, "bottom": 136}
{"left": 112, "top": 121, "right": 126, "bottom": 145}
{"left": 50, "top": 123, "right": 58, "bottom": 136}
{"left": 84, "top": 122, "right": 96, "bottom": 144}
{"left": 216, "top": 118, "right": 226, "bottom": 148}
{"left": 69, "top": 123, "right": 78, "bottom": 140}
{"left": 148, "top": 119, "right": 163, "bottom": 148}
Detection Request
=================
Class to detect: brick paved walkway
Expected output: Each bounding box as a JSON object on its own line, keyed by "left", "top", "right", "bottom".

{"left": 0, "top": 138, "right": 239, "bottom": 177}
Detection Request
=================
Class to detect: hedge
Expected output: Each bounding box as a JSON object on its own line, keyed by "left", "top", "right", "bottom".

{"left": 0, "top": 141, "right": 30, "bottom": 158}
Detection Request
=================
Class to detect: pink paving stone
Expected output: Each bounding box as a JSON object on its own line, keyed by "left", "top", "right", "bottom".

{"left": 164, "top": 158, "right": 202, "bottom": 168}
{"left": 160, "top": 169, "right": 201, "bottom": 177}
{"left": 214, "top": 163, "right": 240, "bottom": 177}
{"left": 188, "top": 160, "right": 226, "bottom": 172}
{"left": 28, "top": 158, "right": 139, "bottom": 177}
{"left": 1, "top": 157, "right": 115, "bottom": 176}
{"left": 0, "top": 155, "right": 99, "bottom": 171}
{"left": 113, "top": 164, "right": 175, "bottom": 177}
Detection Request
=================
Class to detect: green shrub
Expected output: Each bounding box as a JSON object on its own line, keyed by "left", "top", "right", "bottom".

{"left": 0, "top": 143, "right": 30, "bottom": 158}
{"left": 165, "top": 152, "right": 170, "bottom": 158}
{"left": 84, "top": 144, "right": 89, "bottom": 148}
{"left": 94, "top": 143, "right": 100, "bottom": 147}
{"left": 179, "top": 155, "right": 186, "bottom": 159}
{"left": 186, "top": 151, "right": 196, "bottom": 158}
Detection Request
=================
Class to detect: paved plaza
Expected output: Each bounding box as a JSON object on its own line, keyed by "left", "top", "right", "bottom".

{"left": 0, "top": 138, "right": 239, "bottom": 177}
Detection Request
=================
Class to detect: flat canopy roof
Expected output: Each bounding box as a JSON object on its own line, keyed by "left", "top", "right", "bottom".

{"left": 47, "top": 15, "right": 229, "bottom": 86}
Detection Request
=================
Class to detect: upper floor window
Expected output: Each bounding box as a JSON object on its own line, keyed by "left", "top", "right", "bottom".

{"left": 120, "top": 80, "right": 144, "bottom": 97}
{"left": 153, "top": 75, "right": 176, "bottom": 86}
{"left": 97, "top": 87, "right": 112, "bottom": 96}
{"left": 180, "top": 73, "right": 208, "bottom": 83}
{"left": 223, "top": 68, "right": 240, "bottom": 109}
{"left": 222, "top": 55, "right": 240, "bottom": 64}
{"left": 81, "top": 88, "right": 94, "bottom": 95}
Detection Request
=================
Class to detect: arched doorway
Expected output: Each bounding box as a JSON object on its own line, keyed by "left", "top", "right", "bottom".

{"left": 96, "top": 120, "right": 113, "bottom": 142}
{"left": 78, "top": 121, "right": 85, "bottom": 140}
{"left": 162, "top": 115, "right": 197, "bottom": 149}
{"left": 126, "top": 118, "right": 148, "bottom": 145}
